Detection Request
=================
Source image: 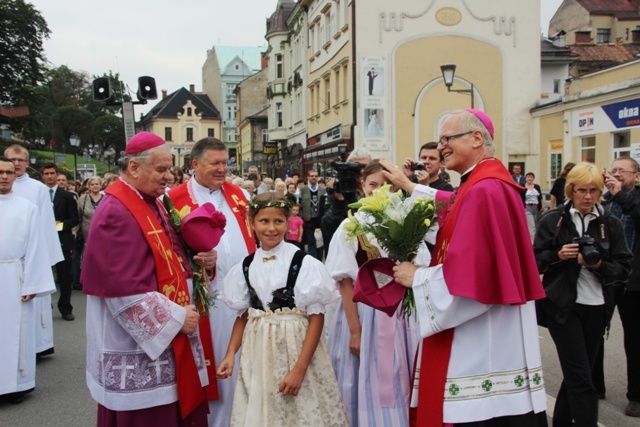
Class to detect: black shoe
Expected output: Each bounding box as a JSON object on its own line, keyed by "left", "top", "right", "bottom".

{"left": 3, "top": 389, "right": 32, "bottom": 404}
{"left": 62, "top": 313, "right": 75, "bottom": 321}
{"left": 626, "top": 401, "right": 640, "bottom": 417}
{"left": 36, "top": 347, "right": 54, "bottom": 360}
{"left": 73, "top": 284, "right": 83, "bottom": 290}
{"left": 598, "top": 392, "right": 606, "bottom": 400}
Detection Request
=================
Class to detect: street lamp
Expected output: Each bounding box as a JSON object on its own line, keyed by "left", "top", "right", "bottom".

{"left": 440, "top": 64, "right": 475, "bottom": 108}
{"left": 69, "top": 133, "right": 80, "bottom": 181}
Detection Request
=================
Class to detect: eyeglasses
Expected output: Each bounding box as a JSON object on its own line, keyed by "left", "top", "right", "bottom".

{"left": 0, "top": 170, "right": 16, "bottom": 176}
{"left": 438, "top": 131, "right": 473, "bottom": 146}
{"left": 8, "top": 158, "right": 27, "bottom": 163}
{"left": 573, "top": 188, "right": 601, "bottom": 196}
{"left": 610, "top": 168, "right": 636, "bottom": 175}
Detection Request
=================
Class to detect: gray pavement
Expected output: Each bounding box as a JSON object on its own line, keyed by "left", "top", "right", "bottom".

{"left": 1, "top": 290, "right": 638, "bottom": 426}
{"left": 0, "top": 290, "right": 95, "bottom": 427}
{"left": 540, "top": 308, "right": 640, "bottom": 427}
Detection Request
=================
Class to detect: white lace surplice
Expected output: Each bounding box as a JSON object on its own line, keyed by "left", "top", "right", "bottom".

{"left": 86, "top": 292, "right": 208, "bottom": 411}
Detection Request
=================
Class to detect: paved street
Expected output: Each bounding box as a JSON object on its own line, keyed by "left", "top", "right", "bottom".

{"left": 1, "top": 290, "right": 638, "bottom": 427}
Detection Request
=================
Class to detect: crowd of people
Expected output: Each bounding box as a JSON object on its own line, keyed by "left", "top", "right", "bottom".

{"left": 1, "top": 107, "right": 640, "bottom": 427}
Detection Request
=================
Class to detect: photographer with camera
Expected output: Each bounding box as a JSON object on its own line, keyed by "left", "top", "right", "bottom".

{"left": 321, "top": 147, "right": 371, "bottom": 250}
{"left": 401, "top": 142, "right": 453, "bottom": 191}
{"left": 534, "top": 162, "right": 633, "bottom": 427}
{"left": 601, "top": 156, "right": 640, "bottom": 416}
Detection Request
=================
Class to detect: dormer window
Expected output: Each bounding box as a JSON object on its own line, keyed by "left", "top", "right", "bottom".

{"left": 596, "top": 28, "right": 611, "bottom": 43}
{"left": 187, "top": 107, "right": 192, "bottom": 116}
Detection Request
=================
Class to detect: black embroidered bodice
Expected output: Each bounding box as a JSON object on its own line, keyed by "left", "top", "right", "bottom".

{"left": 242, "top": 250, "right": 306, "bottom": 311}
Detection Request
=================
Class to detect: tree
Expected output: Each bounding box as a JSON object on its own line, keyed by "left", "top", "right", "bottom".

{"left": 50, "top": 106, "right": 94, "bottom": 153}
{"left": 0, "top": 0, "right": 50, "bottom": 104}
{"left": 13, "top": 65, "right": 89, "bottom": 142}
{"left": 93, "top": 114, "right": 125, "bottom": 154}
{"left": 41, "top": 65, "right": 90, "bottom": 108}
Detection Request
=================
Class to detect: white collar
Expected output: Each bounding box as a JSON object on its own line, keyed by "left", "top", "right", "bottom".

{"left": 258, "top": 239, "right": 287, "bottom": 257}
{"left": 192, "top": 175, "right": 223, "bottom": 195}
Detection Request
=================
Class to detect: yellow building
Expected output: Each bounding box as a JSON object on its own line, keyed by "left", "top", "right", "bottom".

{"left": 353, "top": 1, "right": 541, "bottom": 186}
{"left": 533, "top": 59, "right": 640, "bottom": 190}
{"left": 300, "top": 0, "right": 353, "bottom": 176}
{"left": 137, "top": 86, "right": 221, "bottom": 168}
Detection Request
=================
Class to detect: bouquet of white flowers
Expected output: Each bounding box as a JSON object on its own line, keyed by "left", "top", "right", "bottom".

{"left": 344, "top": 184, "right": 437, "bottom": 316}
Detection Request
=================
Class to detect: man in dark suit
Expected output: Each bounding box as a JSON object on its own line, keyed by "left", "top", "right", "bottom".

{"left": 300, "top": 169, "right": 326, "bottom": 260}
{"left": 41, "top": 163, "right": 78, "bottom": 321}
{"left": 511, "top": 164, "right": 526, "bottom": 185}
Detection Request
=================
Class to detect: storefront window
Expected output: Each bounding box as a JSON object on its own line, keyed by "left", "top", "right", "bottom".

{"left": 581, "top": 137, "right": 596, "bottom": 163}
{"left": 613, "top": 131, "right": 631, "bottom": 158}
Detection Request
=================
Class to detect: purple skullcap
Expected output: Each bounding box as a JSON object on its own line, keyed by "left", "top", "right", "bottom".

{"left": 465, "top": 108, "right": 494, "bottom": 139}
{"left": 125, "top": 132, "right": 165, "bottom": 155}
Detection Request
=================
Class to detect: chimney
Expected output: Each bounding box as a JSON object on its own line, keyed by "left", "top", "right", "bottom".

{"left": 261, "top": 52, "right": 268, "bottom": 70}
{"left": 162, "top": 90, "right": 168, "bottom": 99}
{"left": 190, "top": 84, "right": 195, "bottom": 93}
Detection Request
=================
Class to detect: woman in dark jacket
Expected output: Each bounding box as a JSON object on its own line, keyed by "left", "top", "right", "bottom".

{"left": 534, "top": 162, "right": 633, "bottom": 427}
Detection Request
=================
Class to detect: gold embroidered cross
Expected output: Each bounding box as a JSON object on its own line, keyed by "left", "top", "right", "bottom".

{"left": 146, "top": 217, "right": 174, "bottom": 275}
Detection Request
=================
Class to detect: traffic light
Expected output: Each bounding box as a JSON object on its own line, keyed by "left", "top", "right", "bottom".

{"left": 137, "top": 76, "right": 158, "bottom": 102}
{"left": 92, "top": 77, "right": 113, "bottom": 102}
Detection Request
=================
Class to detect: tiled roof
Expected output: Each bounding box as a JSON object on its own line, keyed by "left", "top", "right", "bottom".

{"left": 569, "top": 43, "right": 640, "bottom": 75}
{"left": 576, "top": 0, "right": 640, "bottom": 17}
{"left": 138, "top": 87, "right": 220, "bottom": 123}
{"left": 266, "top": 0, "right": 296, "bottom": 35}
{"left": 571, "top": 43, "right": 640, "bottom": 63}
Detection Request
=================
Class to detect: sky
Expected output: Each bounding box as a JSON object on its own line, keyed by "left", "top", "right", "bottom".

{"left": 29, "top": 0, "right": 564, "bottom": 114}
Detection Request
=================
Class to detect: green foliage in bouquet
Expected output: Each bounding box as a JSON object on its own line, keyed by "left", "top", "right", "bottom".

{"left": 344, "top": 184, "right": 437, "bottom": 316}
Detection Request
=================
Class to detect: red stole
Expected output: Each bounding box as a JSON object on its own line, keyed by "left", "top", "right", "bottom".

{"left": 106, "top": 180, "right": 204, "bottom": 419}
{"left": 168, "top": 180, "right": 256, "bottom": 401}
{"left": 416, "top": 159, "right": 528, "bottom": 427}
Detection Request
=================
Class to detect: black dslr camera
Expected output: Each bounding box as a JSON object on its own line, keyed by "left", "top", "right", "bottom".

{"left": 330, "top": 144, "right": 365, "bottom": 196}
{"left": 572, "top": 236, "right": 601, "bottom": 265}
{"left": 410, "top": 161, "right": 425, "bottom": 171}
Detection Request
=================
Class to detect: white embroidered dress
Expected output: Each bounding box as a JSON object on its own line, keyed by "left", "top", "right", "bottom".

{"left": 186, "top": 177, "right": 253, "bottom": 427}
{"left": 223, "top": 241, "right": 349, "bottom": 426}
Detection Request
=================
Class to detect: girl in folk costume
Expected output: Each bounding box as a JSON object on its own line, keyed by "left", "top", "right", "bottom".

{"left": 325, "top": 160, "right": 430, "bottom": 427}
{"left": 216, "top": 192, "right": 349, "bottom": 426}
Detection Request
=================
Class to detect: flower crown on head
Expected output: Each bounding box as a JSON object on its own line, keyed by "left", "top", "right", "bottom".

{"left": 249, "top": 199, "right": 292, "bottom": 211}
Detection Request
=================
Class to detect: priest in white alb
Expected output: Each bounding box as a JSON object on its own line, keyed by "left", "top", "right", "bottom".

{"left": 167, "top": 137, "right": 256, "bottom": 427}
{"left": 0, "top": 156, "right": 56, "bottom": 404}
{"left": 4, "top": 145, "right": 63, "bottom": 357}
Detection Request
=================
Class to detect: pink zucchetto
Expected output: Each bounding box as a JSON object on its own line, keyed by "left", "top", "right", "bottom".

{"left": 125, "top": 132, "right": 165, "bottom": 155}
{"left": 465, "top": 108, "right": 494, "bottom": 140}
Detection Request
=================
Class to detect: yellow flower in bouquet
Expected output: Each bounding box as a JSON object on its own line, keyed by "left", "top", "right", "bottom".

{"left": 346, "top": 184, "right": 437, "bottom": 316}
